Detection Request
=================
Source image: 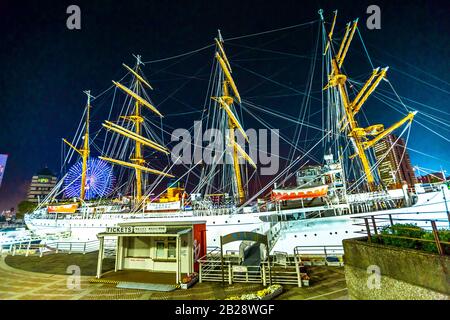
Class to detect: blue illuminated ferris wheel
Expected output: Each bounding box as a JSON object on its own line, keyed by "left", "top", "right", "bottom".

{"left": 64, "top": 158, "right": 116, "bottom": 200}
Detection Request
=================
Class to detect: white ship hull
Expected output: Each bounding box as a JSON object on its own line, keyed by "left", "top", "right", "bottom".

{"left": 24, "top": 188, "right": 450, "bottom": 254}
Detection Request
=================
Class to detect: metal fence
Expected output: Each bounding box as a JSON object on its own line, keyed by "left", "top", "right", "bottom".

{"left": 353, "top": 213, "right": 450, "bottom": 256}
{"left": 198, "top": 247, "right": 306, "bottom": 287}
{"left": 3, "top": 239, "right": 117, "bottom": 257}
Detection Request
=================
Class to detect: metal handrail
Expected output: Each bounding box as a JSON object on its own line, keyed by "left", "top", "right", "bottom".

{"left": 353, "top": 213, "right": 450, "bottom": 256}
{"left": 294, "top": 245, "right": 344, "bottom": 257}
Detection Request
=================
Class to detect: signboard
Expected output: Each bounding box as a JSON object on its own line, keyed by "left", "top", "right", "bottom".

{"left": 145, "top": 201, "right": 181, "bottom": 212}
{"left": 106, "top": 226, "right": 133, "bottom": 234}
{"left": 232, "top": 265, "right": 248, "bottom": 273}
{"left": 105, "top": 226, "right": 167, "bottom": 234}
{"left": 221, "top": 231, "right": 268, "bottom": 245}
{"left": 134, "top": 226, "right": 167, "bottom": 234}
{"left": 0, "top": 154, "right": 8, "bottom": 188}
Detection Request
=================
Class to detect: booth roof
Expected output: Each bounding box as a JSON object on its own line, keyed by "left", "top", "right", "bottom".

{"left": 97, "top": 226, "right": 191, "bottom": 238}
{"left": 118, "top": 220, "right": 207, "bottom": 227}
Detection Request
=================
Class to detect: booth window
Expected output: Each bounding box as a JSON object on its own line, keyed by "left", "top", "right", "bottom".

{"left": 156, "top": 241, "right": 165, "bottom": 259}
{"left": 127, "top": 237, "right": 151, "bottom": 258}
{"left": 168, "top": 242, "right": 176, "bottom": 258}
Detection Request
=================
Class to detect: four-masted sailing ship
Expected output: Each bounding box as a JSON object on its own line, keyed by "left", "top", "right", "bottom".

{"left": 24, "top": 11, "right": 450, "bottom": 254}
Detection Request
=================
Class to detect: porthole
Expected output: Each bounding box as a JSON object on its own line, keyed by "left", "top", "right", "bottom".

{"left": 345, "top": 231, "right": 348, "bottom": 234}
{"left": 329, "top": 232, "right": 332, "bottom": 235}
{"left": 304, "top": 234, "right": 307, "bottom": 237}
{"left": 213, "top": 222, "right": 215, "bottom": 224}
{"left": 294, "top": 235, "right": 297, "bottom": 238}
{"left": 238, "top": 220, "right": 240, "bottom": 223}
{"left": 335, "top": 232, "right": 337, "bottom": 234}
{"left": 225, "top": 221, "right": 228, "bottom": 223}
{"left": 314, "top": 234, "right": 317, "bottom": 236}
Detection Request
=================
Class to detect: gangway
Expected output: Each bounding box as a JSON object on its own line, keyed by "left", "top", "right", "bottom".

{"left": 198, "top": 247, "right": 307, "bottom": 287}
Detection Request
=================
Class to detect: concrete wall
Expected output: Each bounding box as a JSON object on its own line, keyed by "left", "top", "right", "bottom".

{"left": 343, "top": 237, "right": 450, "bottom": 300}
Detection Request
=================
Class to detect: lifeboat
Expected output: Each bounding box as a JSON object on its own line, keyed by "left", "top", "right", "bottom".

{"left": 271, "top": 185, "right": 328, "bottom": 201}
{"left": 48, "top": 203, "right": 79, "bottom": 213}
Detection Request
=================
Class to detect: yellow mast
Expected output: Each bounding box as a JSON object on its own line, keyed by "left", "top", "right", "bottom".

{"left": 322, "top": 11, "right": 417, "bottom": 190}
{"left": 62, "top": 90, "right": 92, "bottom": 201}
{"left": 103, "top": 55, "right": 172, "bottom": 206}
{"left": 213, "top": 33, "right": 255, "bottom": 204}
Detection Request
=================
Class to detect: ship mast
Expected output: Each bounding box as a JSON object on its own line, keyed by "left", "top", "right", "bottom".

{"left": 63, "top": 90, "right": 92, "bottom": 201}
{"left": 100, "top": 55, "right": 174, "bottom": 206}
{"left": 130, "top": 55, "right": 145, "bottom": 202}
{"left": 320, "top": 10, "right": 417, "bottom": 190}
{"left": 212, "top": 32, "right": 256, "bottom": 204}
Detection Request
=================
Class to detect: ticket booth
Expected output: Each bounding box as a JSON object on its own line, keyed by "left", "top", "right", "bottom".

{"left": 96, "top": 221, "right": 206, "bottom": 284}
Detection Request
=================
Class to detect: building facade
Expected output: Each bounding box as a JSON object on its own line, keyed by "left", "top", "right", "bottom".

{"left": 27, "top": 167, "right": 57, "bottom": 203}
{"left": 373, "top": 134, "right": 417, "bottom": 189}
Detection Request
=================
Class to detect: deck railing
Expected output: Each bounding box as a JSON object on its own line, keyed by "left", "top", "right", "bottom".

{"left": 3, "top": 238, "right": 117, "bottom": 257}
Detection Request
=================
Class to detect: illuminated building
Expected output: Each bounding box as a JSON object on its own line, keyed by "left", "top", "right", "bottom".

{"left": 374, "top": 134, "right": 417, "bottom": 189}
{"left": 27, "top": 167, "right": 57, "bottom": 203}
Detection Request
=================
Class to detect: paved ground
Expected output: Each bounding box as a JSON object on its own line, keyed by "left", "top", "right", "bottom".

{"left": 0, "top": 253, "right": 348, "bottom": 300}
{"left": 5, "top": 252, "right": 115, "bottom": 276}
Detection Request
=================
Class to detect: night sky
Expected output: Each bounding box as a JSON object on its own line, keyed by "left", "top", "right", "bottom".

{"left": 1, "top": 0, "right": 449, "bottom": 210}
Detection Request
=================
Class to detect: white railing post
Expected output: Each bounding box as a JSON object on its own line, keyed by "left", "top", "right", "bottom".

{"left": 262, "top": 263, "right": 266, "bottom": 286}
{"left": 294, "top": 254, "right": 302, "bottom": 288}
{"left": 228, "top": 262, "right": 232, "bottom": 285}
{"left": 83, "top": 242, "right": 87, "bottom": 255}
{"left": 199, "top": 261, "right": 203, "bottom": 283}
{"left": 26, "top": 240, "right": 31, "bottom": 257}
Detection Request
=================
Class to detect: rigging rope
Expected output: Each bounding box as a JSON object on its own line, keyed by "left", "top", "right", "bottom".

{"left": 223, "top": 19, "right": 318, "bottom": 41}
